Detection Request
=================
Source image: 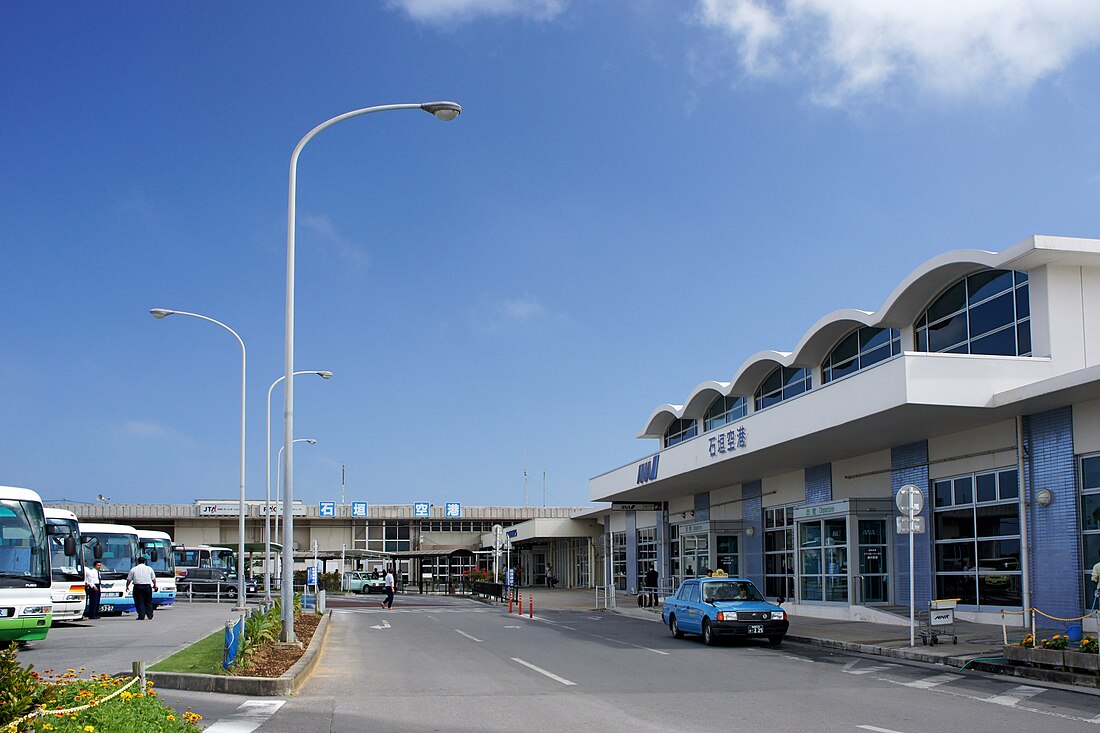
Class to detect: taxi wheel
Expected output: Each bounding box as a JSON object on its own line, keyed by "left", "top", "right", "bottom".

{"left": 702, "top": 619, "right": 717, "bottom": 646}
{"left": 768, "top": 636, "right": 783, "bottom": 648}
{"left": 670, "top": 615, "right": 684, "bottom": 639}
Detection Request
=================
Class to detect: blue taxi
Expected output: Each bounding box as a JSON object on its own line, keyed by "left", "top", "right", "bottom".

{"left": 662, "top": 573, "right": 789, "bottom": 647}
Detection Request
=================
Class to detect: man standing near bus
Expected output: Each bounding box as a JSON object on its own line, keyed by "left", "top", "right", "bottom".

{"left": 84, "top": 560, "right": 103, "bottom": 620}
{"left": 126, "top": 556, "right": 159, "bottom": 620}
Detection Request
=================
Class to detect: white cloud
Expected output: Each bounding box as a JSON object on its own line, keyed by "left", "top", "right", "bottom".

{"left": 497, "top": 294, "right": 547, "bottom": 322}
{"left": 125, "top": 420, "right": 182, "bottom": 440}
{"left": 299, "top": 213, "right": 371, "bottom": 270}
{"left": 696, "top": 0, "right": 1100, "bottom": 105}
{"left": 466, "top": 292, "right": 567, "bottom": 333}
{"left": 388, "top": 0, "right": 566, "bottom": 24}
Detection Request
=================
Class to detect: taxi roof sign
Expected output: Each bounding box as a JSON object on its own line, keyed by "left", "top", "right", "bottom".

{"left": 709, "top": 569, "right": 728, "bottom": 577}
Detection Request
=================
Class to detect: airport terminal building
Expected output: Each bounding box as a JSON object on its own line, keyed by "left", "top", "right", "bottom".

{"left": 590, "top": 235, "right": 1100, "bottom": 627}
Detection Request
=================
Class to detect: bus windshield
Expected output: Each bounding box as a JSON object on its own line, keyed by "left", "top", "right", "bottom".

{"left": 211, "top": 549, "right": 235, "bottom": 571}
{"left": 47, "top": 517, "right": 84, "bottom": 582}
{"left": 0, "top": 499, "right": 51, "bottom": 587}
{"left": 141, "top": 539, "right": 174, "bottom": 575}
{"left": 84, "top": 533, "right": 138, "bottom": 579}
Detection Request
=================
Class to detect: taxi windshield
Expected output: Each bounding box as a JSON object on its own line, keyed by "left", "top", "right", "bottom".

{"left": 703, "top": 581, "right": 763, "bottom": 603}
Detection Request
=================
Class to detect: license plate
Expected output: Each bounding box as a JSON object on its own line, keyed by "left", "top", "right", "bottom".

{"left": 103, "top": 592, "right": 122, "bottom": 598}
{"left": 0, "top": 608, "right": 12, "bottom": 618}
{"left": 748, "top": 624, "right": 764, "bottom": 635}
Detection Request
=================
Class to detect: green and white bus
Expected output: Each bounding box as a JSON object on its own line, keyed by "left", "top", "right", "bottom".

{"left": 0, "top": 486, "right": 53, "bottom": 642}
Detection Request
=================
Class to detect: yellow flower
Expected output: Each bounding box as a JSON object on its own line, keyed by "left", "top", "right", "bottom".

{"left": 166, "top": 714, "right": 176, "bottom": 721}
{"left": 84, "top": 727, "right": 95, "bottom": 732}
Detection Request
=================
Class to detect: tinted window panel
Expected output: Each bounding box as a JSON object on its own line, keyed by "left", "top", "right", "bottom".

{"left": 936, "top": 541, "right": 975, "bottom": 572}
{"left": 954, "top": 477, "right": 973, "bottom": 505}
{"left": 935, "top": 509, "right": 974, "bottom": 539}
{"left": 927, "top": 311, "right": 968, "bottom": 352}
{"left": 976, "top": 473, "right": 997, "bottom": 503}
{"left": 975, "top": 504, "right": 1019, "bottom": 537}
{"left": 917, "top": 328, "right": 928, "bottom": 351}
{"left": 860, "top": 343, "right": 892, "bottom": 368}
{"left": 1015, "top": 286, "right": 1029, "bottom": 318}
{"left": 970, "top": 326, "right": 1017, "bottom": 356}
{"left": 999, "top": 469, "right": 1019, "bottom": 499}
{"left": 859, "top": 327, "right": 891, "bottom": 351}
{"left": 826, "top": 358, "right": 859, "bottom": 382}
{"left": 1083, "top": 493, "right": 1100, "bottom": 532}
{"left": 832, "top": 332, "right": 859, "bottom": 362}
{"left": 934, "top": 480, "right": 953, "bottom": 508}
{"left": 968, "top": 292, "right": 1015, "bottom": 339}
{"left": 937, "top": 573, "right": 977, "bottom": 605}
{"left": 968, "top": 269, "right": 1014, "bottom": 305}
{"left": 1084, "top": 457, "right": 1100, "bottom": 490}
{"left": 927, "top": 281, "right": 967, "bottom": 323}
{"left": 1016, "top": 322, "right": 1031, "bottom": 355}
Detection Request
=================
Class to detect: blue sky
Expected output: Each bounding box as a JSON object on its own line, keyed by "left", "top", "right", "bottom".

{"left": 3, "top": 1, "right": 1100, "bottom": 509}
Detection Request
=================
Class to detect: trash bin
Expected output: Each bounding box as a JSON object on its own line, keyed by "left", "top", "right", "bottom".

{"left": 1067, "top": 623, "right": 1083, "bottom": 643}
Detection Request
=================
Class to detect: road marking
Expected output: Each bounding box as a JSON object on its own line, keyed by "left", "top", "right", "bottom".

{"left": 857, "top": 726, "right": 906, "bottom": 733}
{"left": 902, "top": 672, "right": 961, "bottom": 689}
{"left": 204, "top": 700, "right": 286, "bottom": 733}
{"left": 503, "top": 625, "right": 521, "bottom": 628}
{"left": 842, "top": 660, "right": 893, "bottom": 675}
{"left": 368, "top": 620, "right": 391, "bottom": 630}
{"left": 511, "top": 657, "right": 577, "bottom": 686}
{"left": 784, "top": 656, "right": 814, "bottom": 663}
{"left": 986, "top": 684, "right": 1045, "bottom": 706}
{"left": 455, "top": 629, "right": 482, "bottom": 642}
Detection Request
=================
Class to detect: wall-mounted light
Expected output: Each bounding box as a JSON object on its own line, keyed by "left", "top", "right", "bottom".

{"left": 745, "top": 526, "right": 756, "bottom": 537}
{"left": 1036, "top": 489, "right": 1053, "bottom": 507}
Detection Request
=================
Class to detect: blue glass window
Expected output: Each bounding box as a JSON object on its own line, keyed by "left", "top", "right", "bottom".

{"left": 664, "top": 418, "right": 698, "bottom": 448}
{"left": 822, "top": 326, "right": 901, "bottom": 383}
{"left": 916, "top": 270, "right": 1031, "bottom": 356}
{"left": 704, "top": 395, "right": 747, "bottom": 432}
{"left": 754, "top": 366, "right": 812, "bottom": 411}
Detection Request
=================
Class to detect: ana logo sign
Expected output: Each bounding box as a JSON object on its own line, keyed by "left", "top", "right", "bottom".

{"left": 636, "top": 455, "right": 660, "bottom": 485}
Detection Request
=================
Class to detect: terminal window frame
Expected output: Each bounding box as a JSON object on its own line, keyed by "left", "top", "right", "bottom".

{"left": 611, "top": 530, "right": 627, "bottom": 591}
{"left": 1081, "top": 454, "right": 1100, "bottom": 600}
{"left": 636, "top": 527, "right": 657, "bottom": 586}
{"left": 704, "top": 395, "right": 748, "bottom": 432}
{"left": 755, "top": 366, "right": 812, "bottom": 411}
{"left": 932, "top": 467, "right": 1022, "bottom": 609}
{"left": 822, "top": 326, "right": 902, "bottom": 384}
{"left": 763, "top": 506, "right": 795, "bottom": 601}
{"left": 664, "top": 418, "right": 698, "bottom": 448}
{"left": 915, "top": 269, "right": 1031, "bottom": 356}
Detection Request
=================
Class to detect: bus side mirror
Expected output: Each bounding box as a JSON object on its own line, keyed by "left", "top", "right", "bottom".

{"left": 93, "top": 545, "right": 103, "bottom": 560}
{"left": 64, "top": 537, "right": 77, "bottom": 557}
{"left": 149, "top": 549, "right": 158, "bottom": 562}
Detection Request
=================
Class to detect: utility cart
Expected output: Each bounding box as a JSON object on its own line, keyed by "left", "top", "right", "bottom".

{"left": 919, "top": 598, "right": 959, "bottom": 646}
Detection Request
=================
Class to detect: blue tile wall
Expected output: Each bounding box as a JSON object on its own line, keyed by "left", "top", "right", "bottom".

{"left": 893, "top": 441, "right": 931, "bottom": 608}
{"left": 694, "top": 492, "right": 711, "bottom": 522}
{"left": 806, "top": 464, "right": 832, "bottom": 504}
{"left": 742, "top": 480, "right": 763, "bottom": 588}
{"left": 1024, "top": 407, "right": 1080, "bottom": 618}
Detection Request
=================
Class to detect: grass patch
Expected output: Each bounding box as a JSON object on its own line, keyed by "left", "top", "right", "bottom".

{"left": 149, "top": 630, "right": 225, "bottom": 675}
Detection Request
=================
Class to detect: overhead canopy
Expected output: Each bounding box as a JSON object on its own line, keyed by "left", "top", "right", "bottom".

{"left": 211, "top": 542, "right": 282, "bottom": 553}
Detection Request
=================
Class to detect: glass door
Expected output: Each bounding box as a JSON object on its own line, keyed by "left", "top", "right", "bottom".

{"left": 858, "top": 519, "right": 889, "bottom": 604}
{"left": 716, "top": 535, "right": 739, "bottom": 576}
{"left": 682, "top": 534, "right": 709, "bottom": 577}
{"left": 799, "top": 517, "right": 850, "bottom": 603}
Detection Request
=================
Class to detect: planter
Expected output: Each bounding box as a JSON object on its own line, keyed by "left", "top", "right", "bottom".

{"left": 1063, "top": 650, "right": 1100, "bottom": 673}
{"left": 1002, "top": 645, "right": 1065, "bottom": 668}
{"left": 1004, "top": 645, "right": 1032, "bottom": 664}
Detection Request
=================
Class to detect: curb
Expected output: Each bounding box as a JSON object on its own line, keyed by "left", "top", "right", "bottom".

{"left": 148, "top": 611, "right": 331, "bottom": 696}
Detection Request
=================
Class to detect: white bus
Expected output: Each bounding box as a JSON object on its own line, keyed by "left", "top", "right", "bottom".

{"left": 172, "top": 544, "right": 235, "bottom": 579}
{"left": 0, "top": 486, "right": 53, "bottom": 642}
{"left": 43, "top": 508, "right": 86, "bottom": 622}
{"left": 79, "top": 522, "right": 139, "bottom": 615}
{"left": 137, "top": 530, "right": 176, "bottom": 608}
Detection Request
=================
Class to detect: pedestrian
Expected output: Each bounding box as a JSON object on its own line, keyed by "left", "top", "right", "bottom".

{"left": 84, "top": 560, "right": 103, "bottom": 620}
{"left": 126, "top": 555, "right": 158, "bottom": 620}
{"left": 546, "top": 564, "right": 555, "bottom": 588}
{"left": 381, "top": 566, "right": 395, "bottom": 609}
{"left": 1092, "top": 550, "right": 1100, "bottom": 607}
{"left": 645, "top": 564, "right": 659, "bottom": 607}
{"left": 686, "top": 564, "right": 694, "bottom": 578}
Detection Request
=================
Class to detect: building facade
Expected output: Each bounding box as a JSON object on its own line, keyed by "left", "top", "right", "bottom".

{"left": 590, "top": 235, "right": 1100, "bottom": 627}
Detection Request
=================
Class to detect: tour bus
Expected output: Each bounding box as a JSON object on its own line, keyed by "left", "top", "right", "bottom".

{"left": 0, "top": 486, "right": 54, "bottom": 642}
{"left": 43, "top": 508, "right": 86, "bottom": 622}
{"left": 79, "top": 522, "right": 139, "bottom": 614}
{"left": 173, "top": 544, "right": 235, "bottom": 580}
{"left": 137, "top": 530, "right": 176, "bottom": 608}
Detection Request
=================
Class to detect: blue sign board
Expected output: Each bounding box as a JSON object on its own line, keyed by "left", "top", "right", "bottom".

{"left": 319, "top": 501, "right": 336, "bottom": 517}
{"left": 351, "top": 501, "right": 367, "bottom": 517}
{"left": 306, "top": 566, "right": 317, "bottom": 585}
{"left": 413, "top": 502, "right": 430, "bottom": 518}
{"left": 445, "top": 502, "right": 461, "bottom": 519}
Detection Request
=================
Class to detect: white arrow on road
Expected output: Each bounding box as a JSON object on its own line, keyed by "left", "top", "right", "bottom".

{"left": 369, "top": 620, "right": 391, "bottom": 630}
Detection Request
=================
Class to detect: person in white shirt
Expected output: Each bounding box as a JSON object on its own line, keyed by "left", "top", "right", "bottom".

{"left": 126, "top": 556, "right": 159, "bottom": 620}
{"left": 381, "top": 567, "right": 395, "bottom": 609}
{"left": 84, "top": 560, "right": 103, "bottom": 620}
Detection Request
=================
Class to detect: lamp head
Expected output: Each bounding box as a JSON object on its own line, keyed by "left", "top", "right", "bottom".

{"left": 421, "top": 101, "right": 462, "bottom": 121}
{"left": 317, "top": 371, "right": 334, "bottom": 379}
{"left": 149, "top": 308, "right": 175, "bottom": 319}
{"left": 306, "top": 439, "right": 317, "bottom": 445}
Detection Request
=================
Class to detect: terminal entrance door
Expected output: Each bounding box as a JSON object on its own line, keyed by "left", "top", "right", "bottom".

{"left": 681, "top": 534, "right": 709, "bottom": 577}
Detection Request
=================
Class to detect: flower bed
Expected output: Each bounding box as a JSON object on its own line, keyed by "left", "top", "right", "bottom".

{"left": 1004, "top": 634, "right": 1100, "bottom": 672}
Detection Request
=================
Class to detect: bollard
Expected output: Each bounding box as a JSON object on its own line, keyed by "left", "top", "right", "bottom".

{"left": 133, "top": 660, "right": 146, "bottom": 690}
{"left": 509, "top": 595, "right": 513, "bottom": 614}
{"left": 529, "top": 593, "right": 533, "bottom": 619}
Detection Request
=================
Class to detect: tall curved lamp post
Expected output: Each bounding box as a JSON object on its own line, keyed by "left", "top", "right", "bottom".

{"left": 265, "top": 371, "right": 331, "bottom": 601}
{"left": 150, "top": 307, "right": 248, "bottom": 607}
{"left": 281, "top": 100, "right": 462, "bottom": 642}
{"left": 270, "top": 435, "right": 314, "bottom": 585}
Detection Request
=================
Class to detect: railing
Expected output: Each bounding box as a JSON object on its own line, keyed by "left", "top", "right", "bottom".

{"left": 177, "top": 580, "right": 252, "bottom": 603}
{"left": 595, "top": 584, "right": 616, "bottom": 610}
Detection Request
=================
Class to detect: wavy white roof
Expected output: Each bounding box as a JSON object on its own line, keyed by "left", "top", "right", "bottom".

{"left": 639, "top": 235, "right": 1100, "bottom": 438}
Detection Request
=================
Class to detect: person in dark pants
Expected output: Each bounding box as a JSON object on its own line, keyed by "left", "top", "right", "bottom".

{"left": 644, "top": 565, "right": 659, "bottom": 607}
{"left": 84, "top": 560, "right": 103, "bottom": 619}
{"left": 381, "top": 566, "right": 395, "bottom": 609}
{"left": 126, "top": 556, "right": 159, "bottom": 620}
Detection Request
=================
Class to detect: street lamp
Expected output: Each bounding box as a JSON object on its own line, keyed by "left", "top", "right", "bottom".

{"left": 280, "top": 100, "right": 462, "bottom": 642}
{"left": 150, "top": 307, "right": 248, "bottom": 607}
{"left": 265, "top": 371, "right": 332, "bottom": 601}
{"left": 272, "top": 437, "right": 317, "bottom": 590}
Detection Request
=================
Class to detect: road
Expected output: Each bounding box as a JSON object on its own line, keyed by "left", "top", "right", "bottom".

{"left": 248, "top": 595, "right": 1100, "bottom": 733}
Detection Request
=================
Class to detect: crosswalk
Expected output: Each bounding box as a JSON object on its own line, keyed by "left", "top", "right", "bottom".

{"left": 838, "top": 658, "right": 1098, "bottom": 723}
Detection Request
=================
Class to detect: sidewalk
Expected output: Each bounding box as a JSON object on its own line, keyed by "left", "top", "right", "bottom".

{"left": 511, "top": 587, "right": 1099, "bottom": 688}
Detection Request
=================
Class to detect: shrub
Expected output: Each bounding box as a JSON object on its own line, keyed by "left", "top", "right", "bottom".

{"left": 1043, "top": 634, "right": 1069, "bottom": 650}
{"left": 1017, "top": 634, "right": 1034, "bottom": 648}
{"left": 0, "top": 642, "right": 54, "bottom": 731}
{"left": 1079, "top": 636, "right": 1098, "bottom": 653}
